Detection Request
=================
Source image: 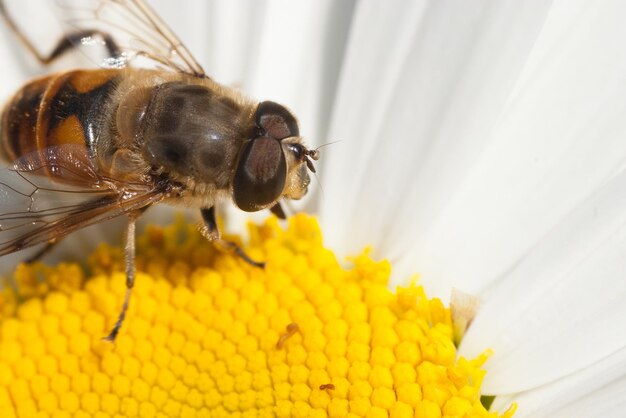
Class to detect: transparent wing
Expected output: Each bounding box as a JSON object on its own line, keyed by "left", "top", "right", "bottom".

{"left": 0, "top": 145, "right": 166, "bottom": 255}
{"left": 54, "top": 0, "right": 206, "bottom": 75}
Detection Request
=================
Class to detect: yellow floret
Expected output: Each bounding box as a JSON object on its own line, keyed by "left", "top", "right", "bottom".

{"left": 0, "top": 214, "right": 515, "bottom": 417}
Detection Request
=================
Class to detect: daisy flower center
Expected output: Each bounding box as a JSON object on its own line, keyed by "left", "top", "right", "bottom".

{"left": 0, "top": 214, "right": 516, "bottom": 417}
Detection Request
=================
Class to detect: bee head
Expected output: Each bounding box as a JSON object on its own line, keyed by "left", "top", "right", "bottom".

{"left": 233, "top": 101, "right": 318, "bottom": 212}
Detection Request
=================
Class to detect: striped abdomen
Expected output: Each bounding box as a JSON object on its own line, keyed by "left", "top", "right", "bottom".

{"left": 0, "top": 69, "right": 120, "bottom": 164}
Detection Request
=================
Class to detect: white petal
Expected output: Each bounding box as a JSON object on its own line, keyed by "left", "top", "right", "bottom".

{"left": 491, "top": 346, "right": 626, "bottom": 418}
{"left": 317, "top": 1, "right": 553, "bottom": 291}
{"left": 459, "top": 167, "right": 626, "bottom": 394}
{"left": 0, "top": 34, "right": 23, "bottom": 100}
{"left": 396, "top": 0, "right": 626, "bottom": 297}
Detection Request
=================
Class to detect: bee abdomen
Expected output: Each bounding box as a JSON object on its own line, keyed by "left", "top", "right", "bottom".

{"left": 0, "top": 70, "right": 120, "bottom": 164}
{"left": 0, "top": 76, "right": 48, "bottom": 162}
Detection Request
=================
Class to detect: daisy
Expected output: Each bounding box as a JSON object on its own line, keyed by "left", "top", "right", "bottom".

{"left": 1, "top": 1, "right": 625, "bottom": 417}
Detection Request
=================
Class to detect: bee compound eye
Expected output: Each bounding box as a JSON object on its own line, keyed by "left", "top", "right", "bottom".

{"left": 233, "top": 137, "right": 287, "bottom": 212}
{"left": 255, "top": 101, "right": 299, "bottom": 140}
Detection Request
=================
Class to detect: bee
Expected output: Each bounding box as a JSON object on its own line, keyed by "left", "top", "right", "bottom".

{"left": 0, "top": 0, "right": 319, "bottom": 341}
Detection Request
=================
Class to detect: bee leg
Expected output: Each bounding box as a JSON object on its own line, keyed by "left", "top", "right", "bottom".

{"left": 224, "top": 241, "right": 265, "bottom": 269}
{"left": 103, "top": 212, "right": 139, "bottom": 342}
{"left": 39, "top": 30, "right": 121, "bottom": 65}
{"left": 0, "top": 1, "right": 120, "bottom": 65}
{"left": 24, "top": 238, "right": 60, "bottom": 264}
{"left": 269, "top": 202, "right": 286, "bottom": 220}
{"left": 200, "top": 207, "right": 265, "bottom": 268}
{"left": 200, "top": 206, "right": 220, "bottom": 241}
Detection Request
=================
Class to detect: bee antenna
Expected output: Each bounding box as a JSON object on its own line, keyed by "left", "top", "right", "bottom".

{"left": 314, "top": 139, "right": 342, "bottom": 152}
{"left": 304, "top": 148, "right": 318, "bottom": 161}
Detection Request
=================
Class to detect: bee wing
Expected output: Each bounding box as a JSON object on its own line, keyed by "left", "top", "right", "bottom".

{"left": 0, "top": 145, "right": 166, "bottom": 256}
{"left": 52, "top": 0, "right": 206, "bottom": 76}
